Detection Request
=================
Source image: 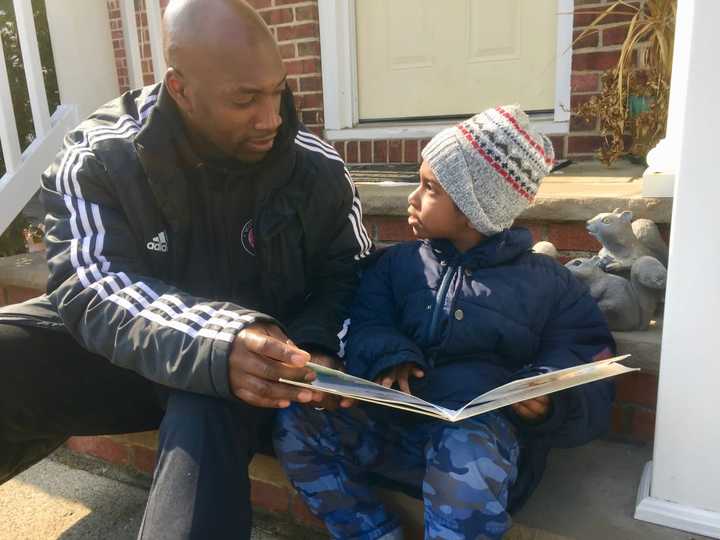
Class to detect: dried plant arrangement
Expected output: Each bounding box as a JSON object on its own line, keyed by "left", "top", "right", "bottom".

{"left": 573, "top": 0, "right": 676, "bottom": 165}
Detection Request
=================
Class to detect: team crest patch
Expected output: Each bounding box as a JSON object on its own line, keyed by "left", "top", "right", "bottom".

{"left": 241, "top": 220, "right": 256, "bottom": 256}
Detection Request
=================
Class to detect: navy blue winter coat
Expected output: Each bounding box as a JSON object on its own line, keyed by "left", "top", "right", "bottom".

{"left": 343, "top": 227, "right": 616, "bottom": 509}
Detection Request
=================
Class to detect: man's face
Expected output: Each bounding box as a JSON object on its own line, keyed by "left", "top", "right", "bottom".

{"left": 169, "top": 42, "right": 287, "bottom": 163}
{"left": 407, "top": 161, "right": 468, "bottom": 240}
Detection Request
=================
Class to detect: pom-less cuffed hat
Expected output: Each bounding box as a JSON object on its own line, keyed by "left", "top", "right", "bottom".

{"left": 421, "top": 105, "right": 555, "bottom": 236}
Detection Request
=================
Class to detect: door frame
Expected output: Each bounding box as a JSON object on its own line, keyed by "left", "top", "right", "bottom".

{"left": 318, "top": 0, "right": 574, "bottom": 139}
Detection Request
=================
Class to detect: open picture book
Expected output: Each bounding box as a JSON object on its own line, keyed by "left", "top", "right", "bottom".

{"left": 280, "top": 355, "right": 636, "bottom": 423}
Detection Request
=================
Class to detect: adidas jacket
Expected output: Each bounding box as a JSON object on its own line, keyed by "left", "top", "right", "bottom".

{"left": 0, "top": 84, "right": 372, "bottom": 399}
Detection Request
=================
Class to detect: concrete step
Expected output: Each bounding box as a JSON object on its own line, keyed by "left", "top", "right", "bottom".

{"left": 3, "top": 440, "right": 707, "bottom": 540}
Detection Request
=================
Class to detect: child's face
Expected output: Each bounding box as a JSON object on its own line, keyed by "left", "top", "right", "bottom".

{"left": 407, "top": 161, "right": 469, "bottom": 241}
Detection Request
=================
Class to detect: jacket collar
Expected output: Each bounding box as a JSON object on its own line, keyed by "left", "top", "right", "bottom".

{"left": 428, "top": 227, "right": 533, "bottom": 269}
{"left": 134, "top": 83, "right": 300, "bottom": 233}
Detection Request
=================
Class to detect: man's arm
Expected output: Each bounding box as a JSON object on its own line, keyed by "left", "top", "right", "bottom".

{"left": 42, "top": 129, "right": 312, "bottom": 403}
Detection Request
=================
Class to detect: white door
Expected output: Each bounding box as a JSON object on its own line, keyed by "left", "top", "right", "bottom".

{"left": 355, "top": 0, "right": 558, "bottom": 121}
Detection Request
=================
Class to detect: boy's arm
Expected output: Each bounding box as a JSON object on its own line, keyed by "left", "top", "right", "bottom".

{"left": 509, "top": 265, "right": 616, "bottom": 446}
{"left": 343, "top": 248, "right": 427, "bottom": 381}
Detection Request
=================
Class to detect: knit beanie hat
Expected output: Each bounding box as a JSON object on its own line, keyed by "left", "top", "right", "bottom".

{"left": 421, "top": 105, "right": 555, "bottom": 236}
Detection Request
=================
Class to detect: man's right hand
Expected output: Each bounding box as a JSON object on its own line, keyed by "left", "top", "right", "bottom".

{"left": 228, "top": 323, "right": 319, "bottom": 408}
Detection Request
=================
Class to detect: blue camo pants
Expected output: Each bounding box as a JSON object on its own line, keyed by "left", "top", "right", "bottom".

{"left": 274, "top": 404, "right": 520, "bottom": 540}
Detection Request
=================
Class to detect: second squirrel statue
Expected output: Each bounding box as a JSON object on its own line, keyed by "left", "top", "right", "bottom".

{"left": 565, "top": 255, "right": 666, "bottom": 331}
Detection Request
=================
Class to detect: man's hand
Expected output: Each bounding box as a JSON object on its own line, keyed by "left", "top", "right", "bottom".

{"left": 375, "top": 362, "right": 424, "bottom": 394}
{"left": 228, "top": 323, "right": 321, "bottom": 408}
{"left": 510, "top": 395, "right": 552, "bottom": 423}
{"left": 309, "top": 352, "right": 356, "bottom": 411}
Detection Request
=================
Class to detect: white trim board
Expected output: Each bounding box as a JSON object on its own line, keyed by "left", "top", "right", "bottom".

{"left": 635, "top": 461, "right": 720, "bottom": 539}
{"left": 318, "top": 0, "right": 574, "bottom": 133}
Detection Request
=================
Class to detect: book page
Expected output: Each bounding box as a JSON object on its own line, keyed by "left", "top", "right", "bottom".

{"left": 468, "top": 355, "right": 631, "bottom": 405}
{"left": 279, "top": 363, "right": 456, "bottom": 418}
{"left": 453, "top": 360, "right": 637, "bottom": 422}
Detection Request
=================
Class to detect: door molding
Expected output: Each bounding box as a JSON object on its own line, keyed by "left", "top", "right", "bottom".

{"left": 318, "top": 0, "right": 573, "bottom": 136}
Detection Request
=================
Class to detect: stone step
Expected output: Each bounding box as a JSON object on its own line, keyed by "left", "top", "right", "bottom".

{"left": 58, "top": 435, "right": 705, "bottom": 539}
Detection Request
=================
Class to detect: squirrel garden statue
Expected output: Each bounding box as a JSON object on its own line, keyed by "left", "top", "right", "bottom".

{"left": 531, "top": 209, "right": 669, "bottom": 331}
{"left": 564, "top": 255, "right": 666, "bottom": 331}
{"left": 585, "top": 209, "right": 668, "bottom": 274}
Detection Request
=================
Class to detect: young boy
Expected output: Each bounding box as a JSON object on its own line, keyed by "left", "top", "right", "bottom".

{"left": 274, "top": 105, "right": 615, "bottom": 540}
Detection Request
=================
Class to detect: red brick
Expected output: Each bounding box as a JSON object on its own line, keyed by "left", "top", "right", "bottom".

{"left": 295, "top": 4, "right": 319, "bottom": 22}
{"left": 388, "top": 140, "right": 403, "bottom": 163}
{"left": 245, "top": 0, "right": 272, "bottom": 9}
{"left": 299, "top": 75, "right": 322, "bottom": 92}
{"left": 419, "top": 138, "right": 432, "bottom": 155}
{"left": 275, "top": 0, "right": 309, "bottom": 4}
{"left": 300, "top": 92, "right": 323, "bottom": 109}
{"left": 403, "top": 139, "right": 419, "bottom": 164}
{"left": 571, "top": 72, "right": 600, "bottom": 93}
{"left": 567, "top": 135, "right": 604, "bottom": 155}
{"left": 291, "top": 494, "right": 326, "bottom": 530}
{"left": 260, "top": 7, "right": 294, "bottom": 25}
{"left": 615, "top": 372, "right": 658, "bottom": 408}
{"left": 603, "top": 24, "right": 631, "bottom": 46}
{"left": 333, "top": 141, "right": 346, "bottom": 161}
{"left": 572, "top": 50, "right": 622, "bottom": 71}
{"left": 548, "top": 135, "right": 566, "bottom": 159}
{"left": 6, "top": 286, "right": 42, "bottom": 305}
{"left": 286, "top": 77, "right": 299, "bottom": 93}
{"left": 573, "top": 29, "right": 599, "bottom": 49}
{"left": 547, "top": 222, "right": 601, "bottom": 251}
{"left": 277, "top": 22, "right": 319, "bottom": 42}
{"left": 297, "top": 40, "right": 321, "bottom": 57}
{"left": 373, "top": 140, "right": 388, "bottom": 163}
{"left": 630, "top": 408, "right": 656, "bottom": 442}
{"left": 250, "top": 479, "right": 291, "bottom": 514}
{"left": 573, "top": 5, "right": 637, "bottom": 28}
{"left": 301, "top": 110, "right": 323, "bottom": 125}
{"left": 371, "top": 216, "right": 413, "bottom": 242}
{"left": 132, "top": 445, "right": 157, "bottom": 475}
{"left": 284, "top": 58, "right": 321, "bottom": 76}
{"left": 514, "top": 221, "right": 546, "bottom": 244}
{"left": 359, "top": 140, "right": 372, "bottom": 163}
{"left": 345, "top": 140, "right": 359, "bottom": 163}
{"left": 66, "top": 436, "right": 129, "bottom": 466}
{"left": 278, "top": 43, "right": 296, "bottom": 59}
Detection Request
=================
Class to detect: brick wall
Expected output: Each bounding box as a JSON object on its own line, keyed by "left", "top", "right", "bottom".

{"left": 567, "top": 0, "right": 643, "bottom": 159}
{"left": 105, "top": 0, "right": 645, "bottom": 159}
{"left": 107, "top": 0, "right": 325, "bottom": 135}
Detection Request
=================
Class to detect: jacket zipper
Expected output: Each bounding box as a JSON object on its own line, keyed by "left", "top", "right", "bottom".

{"left": 427, "top": 264, "right": 458, "bottom": 344}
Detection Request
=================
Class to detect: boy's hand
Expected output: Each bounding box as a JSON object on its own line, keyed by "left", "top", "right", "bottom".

{"left": 375, "top": 362, "right": 425, "bottom": 394}
{"left": 308, "top": 352, "right": 356, "bottom": 411}
{"left": 510, "top": 396, "right": 551, "bottom": 423}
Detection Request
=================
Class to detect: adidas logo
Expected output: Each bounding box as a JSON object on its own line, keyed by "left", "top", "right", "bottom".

{"left": 146, "top": 231, "right": 168, "bottom": 252}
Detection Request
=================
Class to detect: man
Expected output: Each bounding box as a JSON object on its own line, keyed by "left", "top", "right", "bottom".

{"left": 0, "top": 0, "right": 370, "bottom": 537}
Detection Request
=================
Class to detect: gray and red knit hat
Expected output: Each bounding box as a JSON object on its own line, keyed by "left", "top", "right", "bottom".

{"left": 421, "top": 105, "right": 555, "bottom": 236}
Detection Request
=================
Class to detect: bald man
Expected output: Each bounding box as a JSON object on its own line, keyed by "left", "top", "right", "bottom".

{"left": 0, "top": 0, "right": 371, "bottom": 537}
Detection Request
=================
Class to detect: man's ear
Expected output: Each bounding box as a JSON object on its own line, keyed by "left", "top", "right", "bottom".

{"left": 165, "top": 68, "right": 192, "bottom": 114}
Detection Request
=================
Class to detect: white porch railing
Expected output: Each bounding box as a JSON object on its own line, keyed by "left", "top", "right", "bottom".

{"left": 0, "top": 0, "right": 167, "bottom": 237}
{"left": 0, "top": 0, "right": 78, "bottom": 236}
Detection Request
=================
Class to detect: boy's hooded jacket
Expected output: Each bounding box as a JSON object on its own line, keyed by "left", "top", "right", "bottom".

{"left": 344, "top": 228, "right": 615, "bottom": 509}
{"left": 0, "top": 83, "right": 371, "bottom": 399}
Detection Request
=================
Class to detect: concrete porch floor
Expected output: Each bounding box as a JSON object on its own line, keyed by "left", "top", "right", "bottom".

{"left": 0, "top": 440, "right": 709, "bottom": 540}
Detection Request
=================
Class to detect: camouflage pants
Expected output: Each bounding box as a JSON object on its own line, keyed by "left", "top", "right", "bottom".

{"left": 274, "top": 404, "right": 520, "bottom": 540}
